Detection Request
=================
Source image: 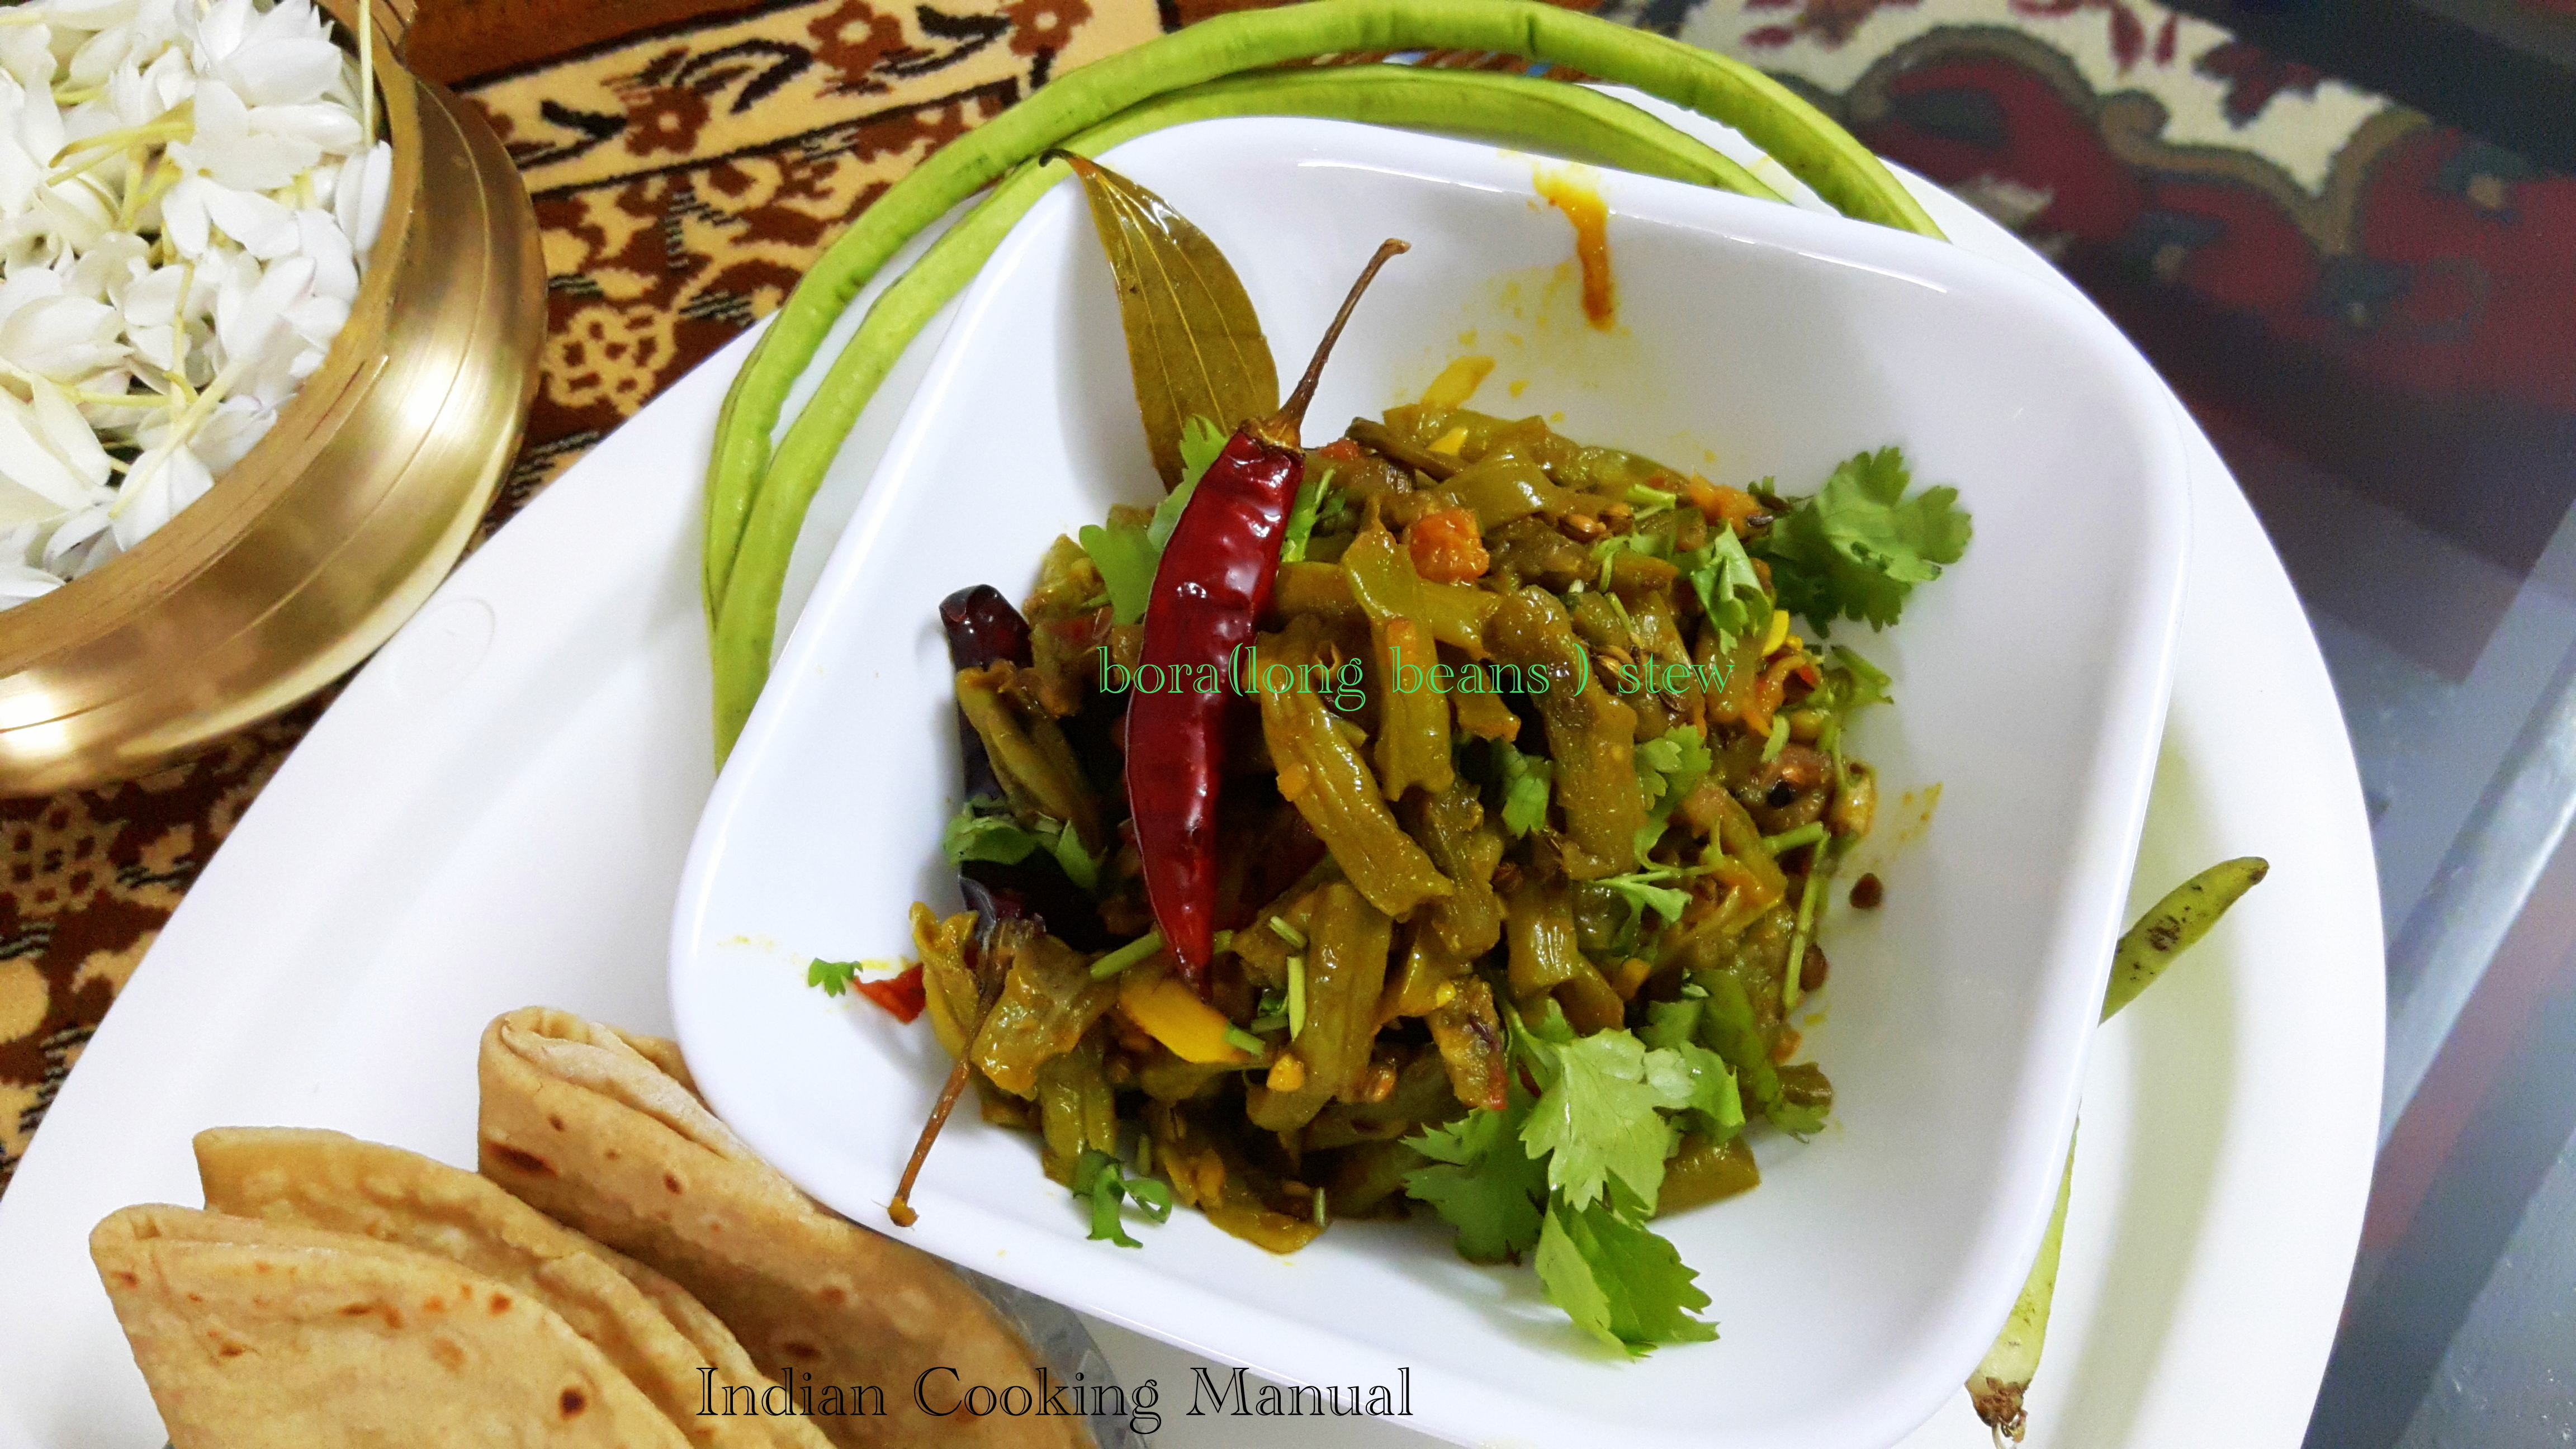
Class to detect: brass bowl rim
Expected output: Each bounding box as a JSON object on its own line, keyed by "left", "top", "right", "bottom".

{"left": 0, "top": 8, "right": 424, "bottom": 676}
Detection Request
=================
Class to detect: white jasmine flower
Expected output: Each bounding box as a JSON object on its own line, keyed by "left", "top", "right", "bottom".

{"left": 0, "top": 378, "right": 113, "bottom": 515}
{"left": 293, "top": 205, "right": 348, "bottom": 299}
{"left": 116, "top": 258, "right": 212, "bottom": 370}
{"left": 61, "top": 224, "right": 146, "bottom": 301}
{"left": 40, "top": 499, "right": 109, "bottom": 566}
{"left": 1, "top": 290, "right": 124, "bottom": 378}
{"left": 0, "top": 78, "right": 65, "bottom": 215}
{"left": 0, "top": 560, "right": 64, "bottom": 601}
{"left": 189, "top": 0, "right": 340, "bottom": 108}
{"left": 0, "top": 0, "right": 375, "bottom": 608}
{"left": 179, "top": 392, "right": 269, "bottom": 472}
{"left": 0, "top": 25, "right": 58, "bottom": 92}
{"left": 108, "top": 429, "right": 210, "bottom": 545}
{"left": 333, "top": 137, "right": 385, "bottom": 254}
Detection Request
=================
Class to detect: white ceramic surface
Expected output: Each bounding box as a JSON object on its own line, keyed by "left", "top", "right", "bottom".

{"left": 0, "top": 112, "right": 2378, "bottom": 1449}
{"left": 669, "top": 118, "right": 2191, "bottom": 1449}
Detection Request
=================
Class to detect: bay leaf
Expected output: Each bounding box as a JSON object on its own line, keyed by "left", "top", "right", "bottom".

{"left": 1057, "top": 151, "right": 1278, "bottom": 492}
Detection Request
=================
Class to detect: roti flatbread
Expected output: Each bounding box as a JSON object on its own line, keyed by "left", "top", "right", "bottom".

{"left": 193, "top": 1126, "right": 831, "bottom": 1449}
{"left": 477, "top": 1007, "right": 1090, "bottom": 1449}
{"left": 91, "top": 1204, "right": 692, "bottom": 1448}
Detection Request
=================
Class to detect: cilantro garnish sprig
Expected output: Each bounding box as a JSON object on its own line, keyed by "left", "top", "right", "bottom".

{"left": 1074, "top": 415, "right": 1230, "bottom": 624}
{"left": 1752, "top": 447, "right": 1970, "bottom": 634}
{"left": 940, "top": 797, "right": 1105, "bottom": 892}
{"left": 806, "top": 958, "right": 866, "bottom": 996}
{"left": 1401, "top": 998, "right": 1752, "bottom": 1355}
{"left": 1073, "top": 1148, "right": 1173, "bottom": 1249}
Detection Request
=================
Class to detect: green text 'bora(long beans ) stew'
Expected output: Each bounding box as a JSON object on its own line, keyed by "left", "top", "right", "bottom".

{"left": 832, "top": 157, "right": 1972, "bottom": 1356}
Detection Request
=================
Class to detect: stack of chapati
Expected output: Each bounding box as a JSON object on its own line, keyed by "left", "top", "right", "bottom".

{"left": 92, "top": 1007, "right": 1091, "bottom": 1449}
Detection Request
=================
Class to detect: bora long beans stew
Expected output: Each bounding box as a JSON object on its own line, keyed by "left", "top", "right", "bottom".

{"left": 835, "top": 154, "right": 1973, "bottom": 1355}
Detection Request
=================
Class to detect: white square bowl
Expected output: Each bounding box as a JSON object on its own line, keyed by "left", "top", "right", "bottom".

{"left": 670, "top": 117, "right": 2189, "bottom": 1449}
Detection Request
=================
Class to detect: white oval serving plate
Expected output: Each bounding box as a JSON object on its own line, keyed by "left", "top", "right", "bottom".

{"left": 0, "top": 103, "right": 2377, "bottom": 1449}
{"left": 669, "top": 116, "right": 2191, "bottom": 1449}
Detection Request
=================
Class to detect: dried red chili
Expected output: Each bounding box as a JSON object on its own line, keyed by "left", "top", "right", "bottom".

{"left": 1130, "top": 239, "right": 1409, "bottom": 992}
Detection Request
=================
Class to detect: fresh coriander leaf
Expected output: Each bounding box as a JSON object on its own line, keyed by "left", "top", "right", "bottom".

{"left": 1076, "top": 520, "right": 1160, "bottom": 627}
{"left": 1649, "top": 1039, "right": 1745, "bottom": 1143}
{"left": 1536, "top": 1197, "right": 1718, "bottom": 1355}
{"left": 1635, "top": 726, "right": 1712, "bottom": 818}
{"left": 1588, "top": 531, "right": 1665, "bottom": 590}
{"left": 1767, "top": 1095, "right": 1829, "bottom": 1139}
{"left": 807, "top": 958, "right": 861, "bottom": 997}
{"left": 1673, "top": 525, "right": 1768, "bottom": 651}
{"left": 1073, "top": 1149, "right": 1169, "bottom": 1249}
{"left": 1073, "top": 1148, "right": 1116, "bottom": 1195}
{"left": 1085, "top": 1180, "right": 1140, "bottom": 1249}
{"left": 1596, "top": 870, "right": 1692, "bottom": 931}
{"left": 1824, "top": 447, "right": 1971, "bottom": 583}
{"left": 1639, "top": 996, "right": 1702, "bottom": 1052}
{"left": 1509, "top": 994, "right": 1579, "bottom": 1070}
{"left": 1535, "top": 1205, "right": 1617, "bottom": 1348}
{"left": 1755, "top": 447, "right": 1971, "bottom": 634}
{"left": 1495, "top": 737, "right": 1555, "bottom": 838}
{"left": 1180, "top": 415, "right": 1228, "bottom": 489}
{"left": 1520, "top": 1029, "right": 1684, "bottom": 1212}
{"left": 1076, "top": 419, "right": 1227, "bottom": 627}
{"left": 1827, "top": 644, "right": 1892, "bottom": 710}
{"left": 1146, "top": 415, "right": 1230, "bottom": 552}
{"left": 1127, "top": 1173, "right": 1174, "bottom": 1220}
{"left": 1036, "top": 817, "right": 1104, "bottom": 892}
{"left": 1404, "top": 1091, "right": 1547, "bottom": 1263}
{"left": 1696, "top": 972, "right": 1824, "bottom": 1138}
{"left": 940, "top": 799, "right": 1040, "bottom": 868}
{"left": 1280, "top": 467, "right": 1335, "bottom": 565}
{"left": 1081, "top": 418, "right": 1250, "bottom": 625}
{"left": 1634, "top": 735, "right": 1684, "bottom": 802}
{"left": 1697, "top": 972, "right": 1775, "bottom": 1083}
{"left": 1632, "top": 726, "right": 1712, "bottom": 860}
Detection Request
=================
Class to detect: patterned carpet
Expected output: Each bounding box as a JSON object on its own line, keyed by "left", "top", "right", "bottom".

{"left": 2, "top": 0, "right": 2566, "bottom": 1196}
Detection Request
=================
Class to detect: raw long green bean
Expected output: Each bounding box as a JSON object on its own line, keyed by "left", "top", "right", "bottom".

{"left": 1968, "top": 858, "right": 2270, "bottom": 1442}
{"left": 707, "top": 0, "right": 1941, "bottom": 721}
{"left": 2100, "top": 856, "right": 2270, "bottom": 1021}
{"left": 707, "top": 65, "right": 1791, "bottom": 752}
{"left": 705, "top": 63, "right": 1775, "bottom": 614}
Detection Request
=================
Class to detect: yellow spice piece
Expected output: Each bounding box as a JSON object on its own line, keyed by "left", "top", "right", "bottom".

{"left": 1419, "top": 356, "right": 1495, "bottom": 409}
{"left": 1117, "top": 973, "right": 1251, "bottom": 1065}
{"left": 1428, "top": 426, "right": 1471, "bottom": 456}
{"left": 1267, "top": 1053, "right": 1308, "bottom": 1092}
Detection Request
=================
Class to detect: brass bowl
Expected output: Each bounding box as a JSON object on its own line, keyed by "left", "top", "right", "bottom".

{"left": 0, "top": 0, "right": 543, "bottom": 794}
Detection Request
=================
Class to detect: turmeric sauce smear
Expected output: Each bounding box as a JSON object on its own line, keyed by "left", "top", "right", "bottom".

{"left": 1535, "top": 170, "right": 1616, "bottom": 330}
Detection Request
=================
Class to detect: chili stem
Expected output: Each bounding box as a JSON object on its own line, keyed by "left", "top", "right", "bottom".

{"left": 887, "top": 1054, "right": 974, "bottom": 1228}
{"left": 1263, "top": 237, "right": 1409, "bottom": 445}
